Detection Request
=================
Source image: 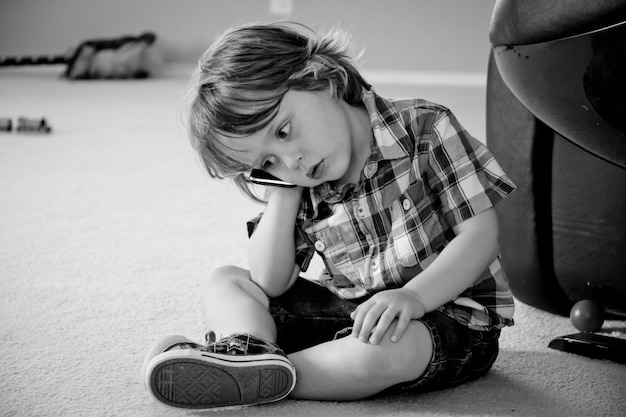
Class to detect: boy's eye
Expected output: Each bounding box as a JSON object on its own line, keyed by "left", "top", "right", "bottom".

{"left": 261, "top": 155, "right": 277, "bottom": 170}
{"left": 276, "top": 122, "right": 290, "bottom": 140}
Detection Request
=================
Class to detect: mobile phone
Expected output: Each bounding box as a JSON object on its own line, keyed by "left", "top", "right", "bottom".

{"left": 248, "top": 169, "right": 297, "bottom": 188}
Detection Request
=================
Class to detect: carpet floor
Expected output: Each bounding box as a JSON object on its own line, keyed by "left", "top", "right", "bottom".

{"left": 0, "top": 66, "right": 624, "bottom": 417}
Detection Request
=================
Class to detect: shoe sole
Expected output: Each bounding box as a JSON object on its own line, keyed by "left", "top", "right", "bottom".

{"left": 145, "top": 349, "right": 296, "bottom": 409}
{"left": 141, "top": 335, "right": 192, "bottom": 391}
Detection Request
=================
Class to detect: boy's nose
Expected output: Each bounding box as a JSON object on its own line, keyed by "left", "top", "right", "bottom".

{"left": 284, "top": 153, "right": 303, "bottom": 171}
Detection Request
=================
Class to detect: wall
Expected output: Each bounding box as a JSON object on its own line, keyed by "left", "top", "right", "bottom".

{"left": 0, "top": 0, "right": 496, "bottom": 74}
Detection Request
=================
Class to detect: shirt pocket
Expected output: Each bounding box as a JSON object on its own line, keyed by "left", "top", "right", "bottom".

{"left": 390, "top": 181, "right": 427, "bottom": 267}
{"left": 305, "top": 217, "right": 350, "bottom": 272}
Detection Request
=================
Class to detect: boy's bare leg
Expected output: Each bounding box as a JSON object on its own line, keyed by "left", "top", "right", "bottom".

{"left": 288, "top": 320, "right": 432, "bottom": 400}
{"left": 201, "top": 265, "right": 278, "bottom": 342}
{"left": 200, "top": 266, "right": 432, "bottom": 400}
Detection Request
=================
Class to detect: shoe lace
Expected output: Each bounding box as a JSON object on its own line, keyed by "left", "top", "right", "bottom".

{"left": 203, "top": 331, "right": 253, "bottom": 355}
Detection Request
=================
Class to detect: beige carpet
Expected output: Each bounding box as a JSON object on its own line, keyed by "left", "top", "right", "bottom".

{"left": 1, "top": 66, "right": 624, "bottom": 417}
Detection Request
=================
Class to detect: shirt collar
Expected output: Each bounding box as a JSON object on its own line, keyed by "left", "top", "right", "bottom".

{"left": 362, "top": 88, "right": 412, "bottom": 163}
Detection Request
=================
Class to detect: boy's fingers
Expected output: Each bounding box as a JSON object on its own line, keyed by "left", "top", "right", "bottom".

{"left": 369, "top": 309, "right": 397, "bottom": 344}
{"left": 390, "top": 313, "right": 411, "bottom": 342}
{"left": 356, "top": 310, "right": 376, "bottom": 341}
{"left": 351, "top": 305, "right": 367, "bottom": 338}
{"left": 355, "top": 303, "right": 382, "bottom": 342}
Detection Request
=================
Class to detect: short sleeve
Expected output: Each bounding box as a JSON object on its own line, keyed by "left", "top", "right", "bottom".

{"left": 425, "top": 110, "right": 516, "bottom": 227}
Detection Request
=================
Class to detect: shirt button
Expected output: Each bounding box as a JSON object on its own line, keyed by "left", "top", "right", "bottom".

{"left": 402, "top": 199, "right": 412, "bottom": 211}
{"left": 314, "top": 240, "right": 326, "bottom": 252}
{"left": 371, "top": 260, "right": 379, "bottom": 270}
{"left": 357, "top": 206, "right": 366, "bottom": 218}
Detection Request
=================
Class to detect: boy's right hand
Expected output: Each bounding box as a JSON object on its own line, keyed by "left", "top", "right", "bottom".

{"left": 264, "top": 184, "right": 304, "bottom": 207}
{"left": 248, "top": 184, "right": 303, "bottom": 298}
{"left": 265, "top": 183, "right": 303, "bottom": 197}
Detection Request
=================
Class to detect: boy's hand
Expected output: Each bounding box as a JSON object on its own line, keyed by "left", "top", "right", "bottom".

{"left": 265, "top": 184, "right": 304, "bottom": 204}
{"left": 248, "top": 185, "right": 303, "bottom": 297}
{"left": 350, "top": 288, "right": 426, "bottom": 345}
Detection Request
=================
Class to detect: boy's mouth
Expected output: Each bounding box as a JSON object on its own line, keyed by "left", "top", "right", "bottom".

{"left": 306, "top": 160, "right": 324, "bottom": 180}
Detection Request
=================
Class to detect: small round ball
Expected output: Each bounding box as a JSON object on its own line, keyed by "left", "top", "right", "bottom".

{"left": 570, "top": 300, "right": 604, "bottom": 332}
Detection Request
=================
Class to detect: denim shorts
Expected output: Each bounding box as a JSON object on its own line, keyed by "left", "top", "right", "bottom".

{"left": 269, "top": 277, "right": 501, "bottom": 393}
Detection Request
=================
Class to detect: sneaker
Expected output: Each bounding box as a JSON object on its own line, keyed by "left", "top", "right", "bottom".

{"left": 142, "top": 332, "right": 296, "bottom": 409}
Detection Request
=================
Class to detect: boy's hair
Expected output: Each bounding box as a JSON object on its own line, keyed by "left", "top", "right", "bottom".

{"left": 186, "top": 22, "right": 370, "bottom": 201}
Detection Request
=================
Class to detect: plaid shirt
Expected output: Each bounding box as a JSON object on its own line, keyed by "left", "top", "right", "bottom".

{"left": 249, "top": 89, "right": 516, "bottom": 330}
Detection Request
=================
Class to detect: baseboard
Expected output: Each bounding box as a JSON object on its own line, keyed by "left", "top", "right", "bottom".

{"left": 360, "top": 69, "right": 487, "bottom": 88}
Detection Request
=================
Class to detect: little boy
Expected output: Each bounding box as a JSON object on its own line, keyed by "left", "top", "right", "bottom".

{"left": 142, "top": 22, "right": 515, "bottom": 410}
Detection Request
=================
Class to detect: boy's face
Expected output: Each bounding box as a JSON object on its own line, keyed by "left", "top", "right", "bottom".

{"left": 220, "top": 89, "right": 371, "bottom": 188}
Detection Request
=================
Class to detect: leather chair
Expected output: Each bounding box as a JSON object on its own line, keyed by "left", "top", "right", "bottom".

{"left": 485, "top": 0, "right": 626, "bottom": 327}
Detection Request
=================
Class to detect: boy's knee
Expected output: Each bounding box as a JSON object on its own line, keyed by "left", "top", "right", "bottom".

{"left": 386, "top": 321, "right": 432, "bottom": 381}
{"left": 356, "top": 321, "right": 432, "bottom": 383}
{"left": 203, "top": 265, "right": 269, "bottom": 308}
{"left": 205, "top": 265, "right": 246, "bottom": 284}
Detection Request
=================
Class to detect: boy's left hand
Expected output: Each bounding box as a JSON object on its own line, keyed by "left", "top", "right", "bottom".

{"left": 350, "top": 288, "right": 426, "bottom": 344}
